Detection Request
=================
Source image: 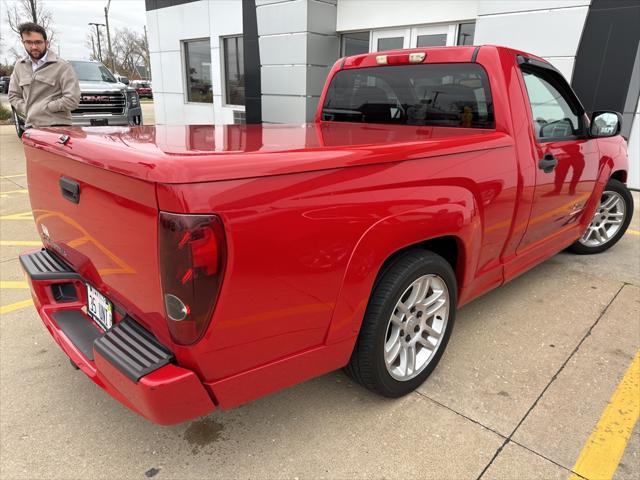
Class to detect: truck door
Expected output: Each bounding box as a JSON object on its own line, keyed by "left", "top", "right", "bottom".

{"left": 516, "top": 60, "right": 600, "bottom": 251}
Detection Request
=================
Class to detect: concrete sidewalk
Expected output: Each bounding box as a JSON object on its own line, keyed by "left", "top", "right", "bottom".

{"left": 0, "top": 123, "right": 638, "bottom": 479}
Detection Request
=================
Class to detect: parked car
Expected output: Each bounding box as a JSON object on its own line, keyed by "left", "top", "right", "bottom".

{"left": 19, "top": 46, "right": 633, "bottom": 425}
{"left": 0, "top": 75, "right": 10, "bottom": 94}
{"left": 12, "top": 60, "right": 142, "bottom": 137}
{"left": 131, "top": 80, "right": 153, "bottom": 99}
{"left": 115, "top": 74, "right": 130, "bottom": 85}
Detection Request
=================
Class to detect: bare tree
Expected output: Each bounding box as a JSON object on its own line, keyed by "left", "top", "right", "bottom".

{"left": 111, "top": 27, "right": 149, "bottom": 79}
{"left": 82, "top": 24, "right": 150, "bottom": 79}
{"left": 5, "top": 0, "right": 56, "bottom": 44}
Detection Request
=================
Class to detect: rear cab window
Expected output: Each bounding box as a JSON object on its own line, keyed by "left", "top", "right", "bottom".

{"left": 322, "top": 63, "right": 495, "bottom": 129}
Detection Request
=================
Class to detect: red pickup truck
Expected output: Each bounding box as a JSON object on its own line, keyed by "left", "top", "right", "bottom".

{"left": 20, "top": 46, "right": 633, "bottom": 425}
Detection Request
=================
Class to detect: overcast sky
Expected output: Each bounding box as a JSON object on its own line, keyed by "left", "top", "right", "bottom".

{"left": 0, "top": 0, "right": 147, "bottom": 62}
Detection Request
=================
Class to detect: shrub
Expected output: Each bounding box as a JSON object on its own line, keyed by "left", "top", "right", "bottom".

{"left": 0, "top": 104, "right": 12, "bottom": 122}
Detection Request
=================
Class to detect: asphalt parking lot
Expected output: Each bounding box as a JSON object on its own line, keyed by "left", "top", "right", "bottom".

{"left": 0, "top": 109, "right": 639, "bottom": 479}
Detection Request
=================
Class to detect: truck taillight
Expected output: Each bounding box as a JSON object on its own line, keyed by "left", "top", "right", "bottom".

{"left": 376, "top": 52, "right": 426, "bottom": 65}
{"left": 158, "top": 212, "right": 226, "bottom": 345}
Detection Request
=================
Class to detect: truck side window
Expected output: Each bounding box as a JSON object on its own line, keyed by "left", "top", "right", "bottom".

{"left": 521, "top": 67, "right": 585, "bottom": 141}
{"left": 322, "top": 64, "right": 495, "bottom": 128}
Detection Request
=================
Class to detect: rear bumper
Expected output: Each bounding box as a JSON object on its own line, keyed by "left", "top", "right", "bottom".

{"left": 20, "top": 249, "right": 215, "bottom": 425}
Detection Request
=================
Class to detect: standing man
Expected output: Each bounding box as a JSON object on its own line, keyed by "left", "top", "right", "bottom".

{"left": 9, "top": 22, "right": 80, "bottom": 131}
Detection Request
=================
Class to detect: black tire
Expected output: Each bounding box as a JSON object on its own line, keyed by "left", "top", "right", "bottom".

{"left": 12, "top": 107, "right": 25, "bottom": 138}
{"left": 345, "top": 249, "right": 457, "bottom": 397}
{"left": 568, "top": 178, "right": 634, "bottom": 255}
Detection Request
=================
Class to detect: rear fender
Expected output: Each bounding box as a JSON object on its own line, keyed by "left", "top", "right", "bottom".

{"left": 325, "top": 190, "right": 480, "bottom": 348}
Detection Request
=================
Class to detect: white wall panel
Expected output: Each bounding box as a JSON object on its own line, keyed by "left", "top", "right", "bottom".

{"left": 159, "top": 51, "right": 184, "bottom": 94}
{"left": 161, "top": 94, "right": 213, "bottom": 125}
{"left": 306, "top": 96, "right": 320, "bottom": 122}
{"left": 210, "top": 0, "right": 243, "bottom": 38}
{"left": 219, "top": 107, "right": 238, "bottom": 124}
{"left": 146, "top": 9, "right": 160, "bottom": 53}
{"left": 211, "top": 46, "right": 223, "bottom": 97}
{"left": 337, "top": 0, "right": 478, "bottom": 32}
{"left": 258, "top": 0, "right": 308, "bottom": 35}
{"left": 156, "top": 1, "right": 211, "bottom": 52}
{"left": 262, "top": 66, "right": 308, "bottom": 96}
{"left": 308, "top": 0, "right": 339, "bottom": 35}
{"left": 260, "top": 34, "right": 308, "bottom": 65}
{"left": 543, "top": 57, "right": 576, "bottom": 82}
{"left": 628, "top": 113, "right": 640, "bottom": 189}
{"left": 184, "top": 102, "right": 215, "bottom": 124}
{"left": 161, "top": 93, "right": 186, "bottom": 124}
{"left": 261, "top": 65, "right": 330, "bottom": 96}
{"left": 307, "top": 33, "right": 339, "bottom": 65}
{"left": 474, "top": 6, "right": 588, "bottom": 58}
{"left": 152, "top": 92, "right": 166, "bottom": 124}
{"left": 478, "top": 0, "right": 591, "bottom": 16}
{"left": 149, "top": 52, "right": 164, "bottom": 92}
{"left": 262, "top": 95, "right": 308, "bottom": 123}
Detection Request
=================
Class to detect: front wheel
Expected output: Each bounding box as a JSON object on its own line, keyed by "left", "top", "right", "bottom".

{"left": 568, "top": 178, "right": 634, "bottom": 254}
{"left": 345, "top": 250, "right": 457, "bottom": 397}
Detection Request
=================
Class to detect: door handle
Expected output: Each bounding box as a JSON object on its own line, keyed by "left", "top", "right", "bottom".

{"left": 538, "top": 153, "right": 557, "bottom": 173}
{"left": 59, "top": 176, "right": 80, "bottom": 204}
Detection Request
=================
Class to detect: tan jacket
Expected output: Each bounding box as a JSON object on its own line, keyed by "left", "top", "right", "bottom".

{"left": 8, "top": 51, "right": 81, "bottom": 128}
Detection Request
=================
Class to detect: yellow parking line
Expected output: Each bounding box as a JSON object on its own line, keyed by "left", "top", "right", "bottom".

{"left": 0, "top": 189, "right": 28, "bottom": 198}
{"left": 0, "top": 299, "right": 33, "bottom": 315}
{"left": 569, "top": 351, "right": 640, "bottom": 480}
{"left": 0, "top": 281, "right": 29, "bottom": 289}
{"left": 0, "top": 212, "right": 33, "bottom": 221}
{"left": 627, "top": 229, "right": 639, "bottom": 236}
{"left": 0, "top": 174, "right": 26, "bottom": 179}
{"left": 0, "top": 240, "right": 41, "bottom": 246}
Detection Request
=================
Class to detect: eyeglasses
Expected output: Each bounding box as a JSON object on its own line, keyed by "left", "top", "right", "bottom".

{"left": 23, "top": 40, "right": 45, "bottom": 47}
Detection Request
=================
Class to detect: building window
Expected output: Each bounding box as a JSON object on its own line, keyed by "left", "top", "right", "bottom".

{"left": 417, "top": 34, "right": 447, "bottom": 47}
{"left": 341, "top": 31, "right": 370, "bottom": 56}
{"left": 223, "top": 36, "right": 245, "bottom": 106}
{"left": 376, "top": 37, "right": 403, "bottom": 51}
{"left": 457, "top": 22, "right": 475, "bottom": 46}
{"left": 184, "top": 39, "right": 213, "bottom": 103}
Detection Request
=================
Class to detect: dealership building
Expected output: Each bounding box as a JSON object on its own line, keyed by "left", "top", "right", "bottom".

{"left": 145, "top": 0, "right": 640, "bottom": 188}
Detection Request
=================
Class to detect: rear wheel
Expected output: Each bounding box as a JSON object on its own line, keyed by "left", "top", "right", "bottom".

{"left": 345, "top": 250, "right": 456, "bottom": 397}
{"left": 568, "top": 178, "right": 633, "bottom": 254}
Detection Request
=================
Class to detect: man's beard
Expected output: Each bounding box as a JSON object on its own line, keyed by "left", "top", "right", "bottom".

{"left": 29, "top": 46, "right": 47, "bottom": 61}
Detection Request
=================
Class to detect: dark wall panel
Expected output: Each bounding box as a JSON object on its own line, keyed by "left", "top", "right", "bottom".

{"left": 242, "top": 0, "right": 262, "bottom": 124}
{"left": 145, "top": 0, "right": 200, "bottom": 11}
{"left": 571, "top": 0, "right": 640, "bottom": 138}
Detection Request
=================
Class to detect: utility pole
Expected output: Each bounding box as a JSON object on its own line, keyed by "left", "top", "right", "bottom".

{"left": 104, "top": 0, "right": 115, "bottom": 72}
{"left": 143, "top": 25, "right": 150, "bottom": 80}
{"left": 88, "top": 23, "right": 105, "bottom": 62}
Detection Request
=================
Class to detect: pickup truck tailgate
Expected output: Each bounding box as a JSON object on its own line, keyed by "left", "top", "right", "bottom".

{"left": 23, "top": 135, "right": 169, "bottom": 344}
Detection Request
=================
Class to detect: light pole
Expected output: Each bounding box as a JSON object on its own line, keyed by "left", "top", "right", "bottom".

{"left": 104, "top": 0, "right": 115, "bottom": 72}
{"left": 88, "top": 22, "right": 106, "bottom": 62}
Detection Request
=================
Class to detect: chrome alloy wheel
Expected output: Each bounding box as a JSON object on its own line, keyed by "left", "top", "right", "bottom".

{"left": 384, "top": 274, "right": 450, "bottom": 381}
{"left": 579, "top": 191, "right": 626, "bottom": 247}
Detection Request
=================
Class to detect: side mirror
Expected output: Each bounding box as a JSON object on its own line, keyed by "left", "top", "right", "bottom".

{"left": 120, "top": 76, "right": 130, "bottom": 85}
{"left": 590, "top": 111, "right": 622, "bottom": 138}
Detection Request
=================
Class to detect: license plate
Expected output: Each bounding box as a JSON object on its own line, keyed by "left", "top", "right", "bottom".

{"left": 86, "top": 284, "right": 113, "bottom": 331}
{"left": 90, "top": 119, "right": 108, "bottom": 126}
